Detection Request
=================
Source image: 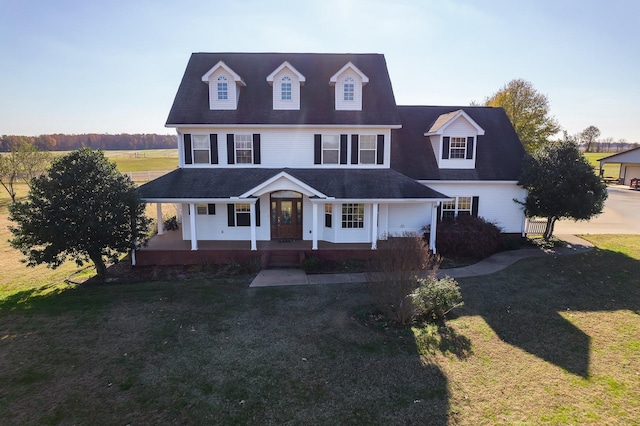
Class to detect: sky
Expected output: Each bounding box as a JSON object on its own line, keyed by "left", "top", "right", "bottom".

{"left": 1, "top": 0, "right": 639, "bottom": 142}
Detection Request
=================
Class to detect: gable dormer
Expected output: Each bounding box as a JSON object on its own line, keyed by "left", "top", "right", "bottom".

{"left": 425, "top": 109, "right": 485, "bottom": 169}
{"left": 266, "top": 61, "right": 305, "bottom": 110}
{"left": 329, "top": 62, "right": 369, "bottom": 111}
{"left": 201, "top": 61, "right": 246, "bottom": 110}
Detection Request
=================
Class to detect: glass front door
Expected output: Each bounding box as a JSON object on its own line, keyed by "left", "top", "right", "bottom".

{"left": 271, "top": 198, "right": 302, "bottom": 239}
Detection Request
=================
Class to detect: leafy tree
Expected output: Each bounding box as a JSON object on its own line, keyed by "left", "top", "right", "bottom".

{"left": 8, "top": 149, "right": 151, "bottom": 279}
{"left": 517, "top": 136, "right": 608, "bottom": 240}
{"left": 485, "top": 79, "right": 561, "bottom": 152}
{"left": 580, "top": 125, "right": 601, "bottom": 152}
{"left": 0, "top": 142, "right": 51, "bottom": 202}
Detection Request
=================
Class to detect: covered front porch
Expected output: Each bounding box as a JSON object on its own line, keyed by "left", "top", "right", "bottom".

{"left": 135, "top": 224, "right": 382, "bottom": 267}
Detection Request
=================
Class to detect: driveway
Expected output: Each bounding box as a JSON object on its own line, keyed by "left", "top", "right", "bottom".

{"left": 554, "top": 185, "right": 640, "bottom": 234}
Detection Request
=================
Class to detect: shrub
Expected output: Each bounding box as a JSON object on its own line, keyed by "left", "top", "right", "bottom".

{"left": 411, "top": 275, "right": 464, "bottom": 321}
{"left": 163, "top": 216, "right": 179, "bottom": 231}
{"left": 436, "top": 215, "right": 504, "bottom": 260}
{"left": 301, "top": 256, "right": 323, "bottom": 273}
{"left": 366, "top": 232, "right": 439, "bottom": 325}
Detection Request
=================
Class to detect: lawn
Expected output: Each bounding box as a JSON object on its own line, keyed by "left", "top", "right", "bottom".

{"left": 583, "top": 152, "right": 620, "bottom": 179}
{"left": 0, "top": 235, "right": 639, "bottom": 424}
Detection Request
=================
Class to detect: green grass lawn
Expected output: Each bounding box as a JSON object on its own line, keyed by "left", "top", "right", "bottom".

{"left": 583, "top": 152, "right": 620, "bottom": 179}
{"left": 0, "top": 235, "right": 639, "bottom": 424}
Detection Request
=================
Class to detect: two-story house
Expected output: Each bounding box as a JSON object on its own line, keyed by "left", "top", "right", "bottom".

{"left": 136, "top": 53, "right": 526, "bottom": 266}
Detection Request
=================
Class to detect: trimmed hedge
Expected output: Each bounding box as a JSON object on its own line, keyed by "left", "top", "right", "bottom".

{"left": 436, "top": 215, "right": 504, "bottom": 260}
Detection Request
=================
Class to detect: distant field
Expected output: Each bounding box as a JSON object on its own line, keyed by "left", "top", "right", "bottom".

{"left": 583, "top": 152, "right": 619, "bottom": 179}
{"left": 51, "top": 149, "right": 179, "bottom": 172}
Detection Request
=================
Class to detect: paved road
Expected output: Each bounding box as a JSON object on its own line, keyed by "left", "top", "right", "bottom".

{"left": 554, "top": 185, "right": 640, "bottom": 234}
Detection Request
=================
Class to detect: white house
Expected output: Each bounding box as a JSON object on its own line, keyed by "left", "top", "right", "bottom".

{"left": 137, "top": 53, "right": 526, "bottom": 266}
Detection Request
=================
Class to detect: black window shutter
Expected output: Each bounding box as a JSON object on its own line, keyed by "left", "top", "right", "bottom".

{"left": 466, "top": 136, "right": 474, "bottom": 160}
{"left": 436, "top": 204, "right": 442, "bottom": 223}
{"left": 209, "top": 134, "right": 218, "bottom": 164}
{"left": 472, "top": 196, "right": 479, "bottom": 217}
{"left": 227, "top": 204, "right": 235, "bottom": 226}
{"left": 442, "top": 137, "right": 450, "bottom": 159}
{"left": 376, "top": 135, "right": 384, "bottom": 165}
{"left": 184, "top": 134, "right": 192, "bottom": 164}
{"left": 339, "top": 134, "right": 348, "bottom": 164}
{"left": 227, "top": 134, "right": 235, "bottom": 164}
{"left": 207, "top": 204, "right": 216, "bottom": 215}
{"left": 255, "top": 199, "right": 261, "bottom": 226}
{"left": 314, "top": 134, "right": 322, "bottom": 164}
{"left": 351, "top": 134, "right": 359, "bottom": 164}
{"left": 253, "top": 134, "right": 261, "bottom": 164}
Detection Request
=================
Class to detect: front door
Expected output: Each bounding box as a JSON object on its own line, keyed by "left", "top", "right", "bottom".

{"left": 271, "top": 198, "right": 302, "bottom": 239}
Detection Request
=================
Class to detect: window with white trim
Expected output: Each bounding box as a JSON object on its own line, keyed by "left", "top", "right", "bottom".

{"left": 195, "top": 203, "right": 216, "bottom": 215}
{"left": 217, "top": 76, "right": 228, "bottom": 100}
{"left": 325, "top": 204, "right": 332, "bottom": 228}
{"left": 359, "top": 135, "right": 376, "bottom": 164}
{"left": 235, "top": 134, "right": 253, "bottom": 164}
{"left": 235, "top": 203, "right": 251, "bottom": 226}
{"left": 343, "top": 77, "right": 354, "bottom": 101}
{"left": 281, "top": 76, "right": 292, "bottom": 100}
{"left": 342, "top": 203, "right": 364, "bottom": 228}
{"left": 449, "top": 137, "right": 467, "bottom": 159}
{"left": 322, "top": 135, "right": 339, "bottom": 164}
{"left": 192, "top": 134, "right": 209, "bottom": 164}
{"left": 441, "top": 196, "right": 472, "bottom": 220}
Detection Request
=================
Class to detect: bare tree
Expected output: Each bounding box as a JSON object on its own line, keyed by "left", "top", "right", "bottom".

{"left": 0, "top": 142, "right": 52, "bottom": 203}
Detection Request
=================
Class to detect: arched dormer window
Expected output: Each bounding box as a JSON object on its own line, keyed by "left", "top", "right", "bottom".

{"left": 343, "top": 77, "right": 355, "bottom": 101}
{"left": 217, "top": 76, "right": 228, "bottom": 100}
{"left": 281, "top": 76, "right": 292, "bottom": 101}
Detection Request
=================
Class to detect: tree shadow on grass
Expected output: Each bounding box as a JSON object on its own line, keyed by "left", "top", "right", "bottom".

{"left": 412, "top": 322, "right": 473, "bottom": 361}
{"left": 457, "top": 248, "right": 640, "bottom": 378}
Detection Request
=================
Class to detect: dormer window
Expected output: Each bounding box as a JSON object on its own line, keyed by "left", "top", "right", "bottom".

{"left": 424, "top": 109, "right": 485, "bottom": 169}
{"left": 343, "top": 78, "right": 354, "bottom": 101}
{"left": 267, "top": 61, "right": 305, "bottom": 110}
{"left": 281, "top": 76, "right": 292, "bottom": 100}
{"left": 217, "top": 76, "right": 228, "bottom": 100}
{"left": 330, "top": 62, "right": 369, "bottom": 111}
{"left": 201, "top": 61, "right": 245, "bottom": 110}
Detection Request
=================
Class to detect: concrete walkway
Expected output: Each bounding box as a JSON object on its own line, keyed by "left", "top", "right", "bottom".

{"left": 248, "top": 234, "right": 594, "bottom": 288}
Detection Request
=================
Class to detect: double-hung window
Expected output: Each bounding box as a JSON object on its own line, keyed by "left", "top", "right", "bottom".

{"left": 441, "top": 196, "right": 472, "bottom": 220}
{"left": 192, "top": 135, "right": 210, "bottom": 163}
{"left": 281, "top": 76, "right": 292, "bottom": 100}
{"left": 217, "top": 76, "right": 228, "bottom": 100}
{"left": 449, "top": 137, "right": 467, "bottom": 159}
{"left": 359, "top": 135, "right": 376, "bottom": 164}
{"left": 325, "top": 204, "right": 332, "bottom": 228}
{"left": 235, "top": 134, "right": 253, "bottom": 164}
{"left": 342, "top": 203, "right": 364, "bottom": 229}
{"left": 343, "top": 77, "right": 354, "bottom": 101}
{"left": 322, "top": 135, "right": 339, "bottom": 164}
{"left": 235, "top": 203, "right": 251, "bottom": 226}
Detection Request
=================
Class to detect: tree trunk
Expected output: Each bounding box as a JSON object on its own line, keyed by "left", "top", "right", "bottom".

{"left": 89, "top": 252, "right": 107, "bottom": 280}
{"left": 543, "top": 216, "right": 557, "bottom": 240}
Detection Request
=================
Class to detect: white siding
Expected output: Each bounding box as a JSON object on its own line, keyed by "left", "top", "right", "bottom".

{"left": 178, "top": 127, "right": 391, "bottom": 168}
{"left": 334, "top": 69, "right": 363, "bottom": 111}
{"left": 387, "top": 203, "right": 432, "bottom": 236}
{"left": 425, "top": 182, "right": 526, "bottom": 233}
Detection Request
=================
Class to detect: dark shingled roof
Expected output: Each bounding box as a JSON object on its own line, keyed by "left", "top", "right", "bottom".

{"left": 166, "top": 53, "right": 400, "bottom": 126}
{"left": 391, "top": 106, "right": 526, "bottom": 181}
{"left": 138, "top": 168, "right": 446, "bottom": 200}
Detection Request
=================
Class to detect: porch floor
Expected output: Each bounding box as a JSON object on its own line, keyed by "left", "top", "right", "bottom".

{"left": 142, "top": 228, "right": 374, "bottom": 251}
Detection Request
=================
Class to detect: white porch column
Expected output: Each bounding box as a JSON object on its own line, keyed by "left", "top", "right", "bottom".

{"left": 156, "top": 203, "right": 164, "bottom": 235}
{"left": 176, "top": 203, "right": 182, "bottom": 223}
{"left": 250, "top": 202, "right": 257, "bottom": 251}
{"left": 371, "top": 203, "right": 379, "bottom": 250}
{"left": 312, "top": 202, "right": 318, "bottom": 250}
{"left": 189, "top": 202, "right": 198, "bottom": 251}
{"left": 429, "top": 203, "right": 438, "bottom": 253}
